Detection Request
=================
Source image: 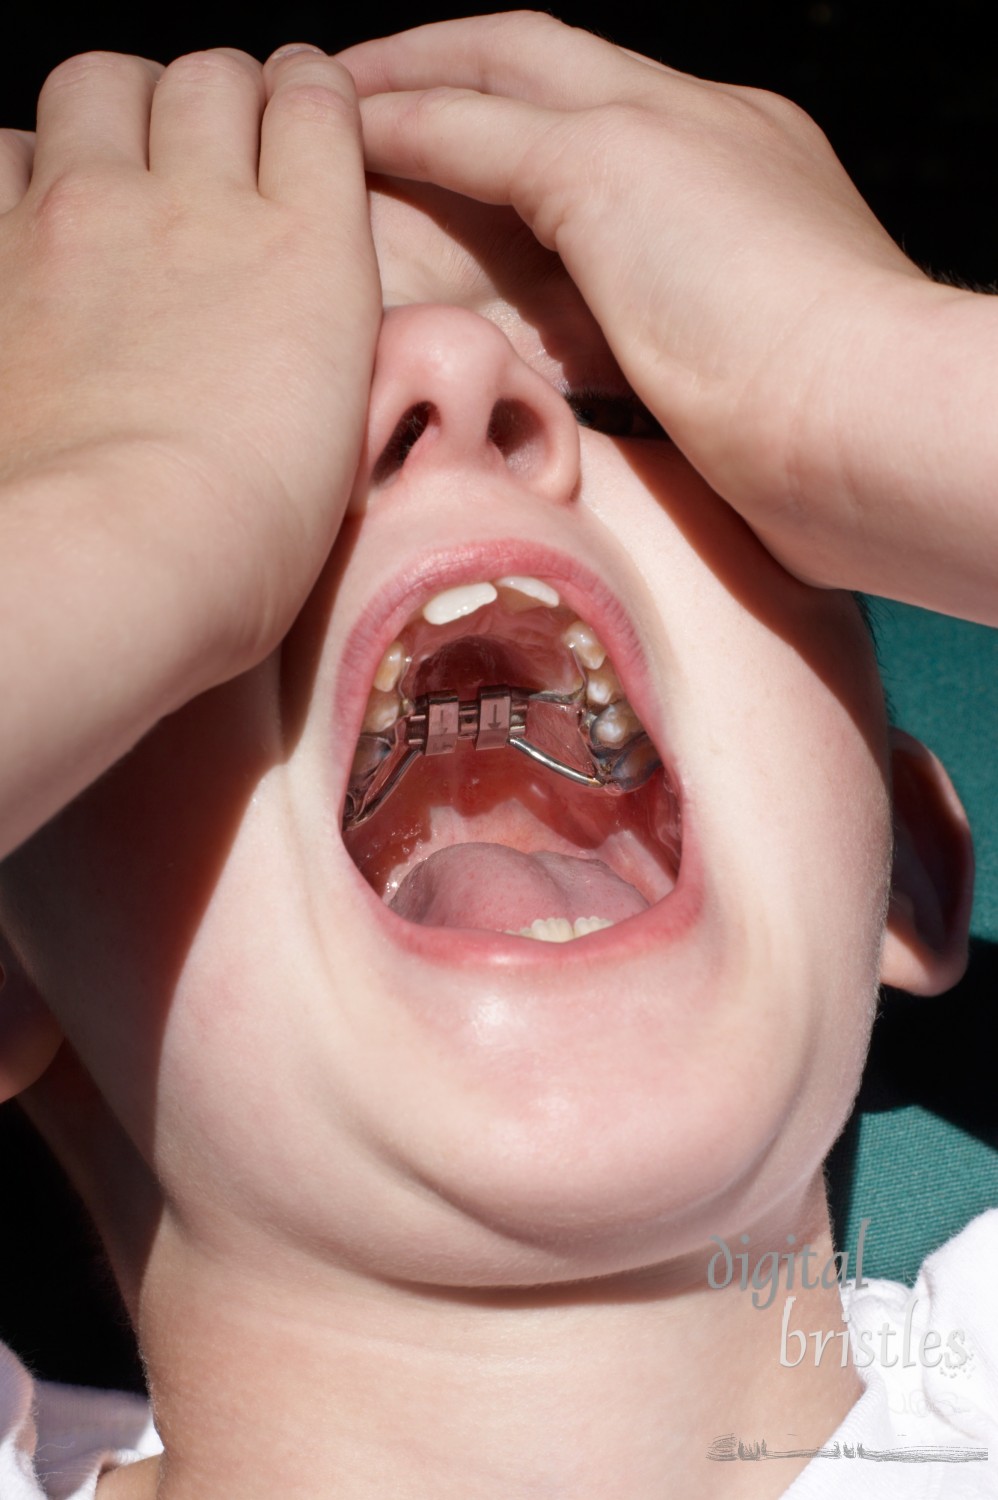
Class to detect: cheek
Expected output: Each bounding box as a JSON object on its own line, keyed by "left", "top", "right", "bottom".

{"left": 710, "top": 647, "right": 892, "bottom": 1205}
{"left": 681, "top": 599, "right": 892, "bottom": 1083}
{"left": 587, "top": 442, "right": 892, "bottom": 915}
{"left": 586, "top": 443, "right": 892, "bottom": 1163}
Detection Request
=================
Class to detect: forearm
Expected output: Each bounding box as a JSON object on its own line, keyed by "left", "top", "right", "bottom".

{"left": 0, "top": 450, "right": 236, "bottom": 860}
{"left": 771, "top": 277, "right": 998, "bottom": 624}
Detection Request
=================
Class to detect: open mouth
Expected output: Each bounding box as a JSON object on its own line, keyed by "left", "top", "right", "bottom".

{"left": 341, "top": 573, "right": 682, "bottom": 942}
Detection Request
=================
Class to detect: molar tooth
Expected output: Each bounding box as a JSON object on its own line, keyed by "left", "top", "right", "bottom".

{"left": 373, "top": 640, "right": 406, "bottom": 693}
{"left": 562, "top": 621, "right": 607, "bottom": 670}
{"left": 610, "top": 735, "right": 662, "bottom": 793}
{"left": 494, "top": 575, "right": 560, "bottom": 611}
{"left": 585, "top": 662, "right": 622, "bottom": 708}
{"left": 573, "top": 916, "right": 615, "bottom": 937}
{"left": 591, "top": 700, "right": 641, "bottom": 746}
{"left": 362, "top": 688, "right": 402, "bottom": 734}
{"left": 422, "top": 582, "right": 497, "bottom": 626}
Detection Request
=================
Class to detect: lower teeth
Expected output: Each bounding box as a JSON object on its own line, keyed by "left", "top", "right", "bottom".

{"left": 505, "top": 915, "right": 616, "bottom": 942}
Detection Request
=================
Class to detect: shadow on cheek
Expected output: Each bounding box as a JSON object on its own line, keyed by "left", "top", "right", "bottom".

{"left": 0, "top": 659, "right": 282, "bottom": 1174}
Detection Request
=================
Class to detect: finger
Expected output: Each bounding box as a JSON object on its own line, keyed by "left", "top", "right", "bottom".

{"left": 360, "top": 89, "right": 555, "bottom": 222}
{"left": 149, "top": 49, "right": 264, "bottom": 186}
{"left": 31, "top": 52, "right": 162, "bottom": 183}
{"left": 258, "top": 50, "right": 367, "bottom": 218}
{"left": 338, "top": 12, "right": 635, "bottom": 108}
{"left": 616, "top": 44, "right": 686, "bottom": 79}
{"left": 0, "top": 129, "right": 34, "bottom": 212}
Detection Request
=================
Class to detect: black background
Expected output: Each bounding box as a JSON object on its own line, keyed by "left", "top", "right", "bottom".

{"left": 5, "top": 0, "right": 998, "bottom": 286}
{"left": 2, "top": 0, "right": 997, "bottom": 1394}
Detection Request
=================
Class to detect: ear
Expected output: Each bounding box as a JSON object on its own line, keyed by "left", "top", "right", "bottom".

{"left": 0, "top": 933, "right": 64, "bottom": 1102}
{"left": 879, "top": 727, "right": 975, "bottom": 996}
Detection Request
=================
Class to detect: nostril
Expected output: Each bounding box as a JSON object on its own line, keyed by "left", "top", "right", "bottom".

{"left": 370, "top": 392, "right": 558, "bottom": 487}
{"left": 373, "top": 402, "right": 436, "bottom": 485}
{"left": 487, "top": 398, "right": 544, "bottom": 474}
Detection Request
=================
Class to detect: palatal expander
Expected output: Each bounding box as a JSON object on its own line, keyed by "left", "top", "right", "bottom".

{"left": 341, "top": 577, "right": 663, "bottom": 833}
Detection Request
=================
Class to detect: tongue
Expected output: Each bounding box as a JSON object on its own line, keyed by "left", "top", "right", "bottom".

{"left": 388, "top": 843, "right": 648, "bottom": 932}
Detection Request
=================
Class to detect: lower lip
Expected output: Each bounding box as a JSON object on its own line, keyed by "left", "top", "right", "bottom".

{"left": 345, "top": 808, "right": 704, "bottom": 972}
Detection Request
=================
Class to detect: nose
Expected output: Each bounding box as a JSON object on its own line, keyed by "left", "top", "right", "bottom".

{"left": 354, "top": 305, "right": 581, "bottom": 507}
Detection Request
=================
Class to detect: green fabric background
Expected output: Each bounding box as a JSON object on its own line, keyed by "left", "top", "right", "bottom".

{"left": 874, "top": 600, "right": 998, "bottom": 943}
{"left": 829, "top": 600, "right": 998, "bottom": 1282}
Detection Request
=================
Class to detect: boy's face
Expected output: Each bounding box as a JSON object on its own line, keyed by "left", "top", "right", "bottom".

{"left": 2, "top": 182, "right": 895, "bottom": 1282}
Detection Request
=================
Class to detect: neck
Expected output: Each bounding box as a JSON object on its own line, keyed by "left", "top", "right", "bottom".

{"left": 123, "top": 1185, "right": 862, "bottom": 1500}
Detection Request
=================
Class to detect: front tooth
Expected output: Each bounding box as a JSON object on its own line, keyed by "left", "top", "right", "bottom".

{"left": 573, "top": 915, "right": 614, "bottom": 937}
{"left": 373, "top": 640, "right": 406, "bottom": 692}
{"left": 524, "top": 916, "right": 576, "bottom": 942}
{"left": 362, "top": 688, "right": 402, "bottom": 733}
{"left": 494, "top": 575, "right": 560, "bottom": 611}
{"left": 562, "top": 620, "right": 607, "bottom": 670}
{"left": 505, "top": 915, "right": 615, "bottom": 941}
{"left": 591, "top": 699, "right": 641, "bottom": 746}
{"left": 585, "top": 662, "right": 622, "bottom": 708}
{"left": 422, "top": 582, "right": 497, "bottom": 626}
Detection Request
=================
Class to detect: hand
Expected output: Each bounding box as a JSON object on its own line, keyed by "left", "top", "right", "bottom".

{"left": 0, "top": 45, "right": 380, "bottom": 856}
{"left": 340, "top": 13, "right": 938, "bottom": 591}
{"left": 2, "top": 43, "right": 379, "bottom": 663}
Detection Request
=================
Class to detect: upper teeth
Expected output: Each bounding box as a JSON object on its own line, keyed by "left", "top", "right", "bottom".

{"left": 561, "top": 620, "right": 606, "bottom": 670}
{"left": 495, "top": 575, "right": 561, "bottom": 610}
{"left": 373, "top": 640, "right": 407, "bottom": 692}
{"left": 421, "top": 575, "right": 564, "bottom": 627}
{"left": 591, "top": 700, "right": 640, "bottom": 745}
{"left": 422, "top": 581, "right": 498, "bottom": 626}
{"left": 584, "top": 661, "right": 622, "bottom": 708}
{"left": 362, "top": 689, "right": 405, "bottom": 733}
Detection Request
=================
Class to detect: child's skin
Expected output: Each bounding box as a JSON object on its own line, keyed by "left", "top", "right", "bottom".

{"left": 0, "top": 19, "right": 981, "bottom": 1500}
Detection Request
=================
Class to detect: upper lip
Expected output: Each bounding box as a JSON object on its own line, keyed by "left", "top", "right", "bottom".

{"left": 332, "top": 537, "right": 676, "bottom": 819}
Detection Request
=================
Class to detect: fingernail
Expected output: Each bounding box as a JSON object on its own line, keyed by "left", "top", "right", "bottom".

{"left": 269, "top": 43, "right": 326, "bottom": 62}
